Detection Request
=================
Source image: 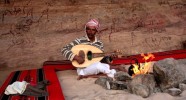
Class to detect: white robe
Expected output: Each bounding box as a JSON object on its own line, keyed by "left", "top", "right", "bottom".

{"left": 77, "top": 62, "right": 116, "bottom": 78}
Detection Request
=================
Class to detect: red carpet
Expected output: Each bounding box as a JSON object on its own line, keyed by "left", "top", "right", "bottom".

{"left": 0, "top": 49, "right": 186, "bottom": 100}
{"left": 0, "top": 69, "right": 47, "bottom": 100}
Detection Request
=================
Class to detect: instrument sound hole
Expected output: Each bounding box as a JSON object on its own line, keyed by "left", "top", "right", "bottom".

{"left": 87, "top": 51, "right": 92, "bottom": 60}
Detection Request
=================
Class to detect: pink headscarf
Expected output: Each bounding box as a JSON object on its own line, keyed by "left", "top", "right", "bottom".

{"left": 85, "top": 19, "right": 100, "bottom": 31}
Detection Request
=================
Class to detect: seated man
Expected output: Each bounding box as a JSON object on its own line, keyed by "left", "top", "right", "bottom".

{"left": 61, "top": 19, "right": 127, "bottom": 80}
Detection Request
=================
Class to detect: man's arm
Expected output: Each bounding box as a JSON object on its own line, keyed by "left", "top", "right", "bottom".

{"left": 61, "top": 39, "right": 79, "bottom": 61}
{"left": 61, "top": 38, "right": 85, "bottom": 64}
{"left": 93, "top": 41, "right": 104, "bottom": 51}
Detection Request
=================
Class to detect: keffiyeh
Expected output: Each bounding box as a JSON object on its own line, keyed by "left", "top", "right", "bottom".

{"left": 85, "top": 19, "right": 100, "bottom": 31}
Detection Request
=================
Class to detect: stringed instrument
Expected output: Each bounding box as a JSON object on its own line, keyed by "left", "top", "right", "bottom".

{"left": 71, "top": 44, "right": 122, "bottom": 68}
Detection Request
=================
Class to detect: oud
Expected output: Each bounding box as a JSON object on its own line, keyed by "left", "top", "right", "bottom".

{"left": 71, "top": 44, "right": 121, "bottom": 68}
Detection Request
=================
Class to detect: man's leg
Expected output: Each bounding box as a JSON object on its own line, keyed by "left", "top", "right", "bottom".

{"left": 77, "top": 62, "right": 116, "bottom": 79}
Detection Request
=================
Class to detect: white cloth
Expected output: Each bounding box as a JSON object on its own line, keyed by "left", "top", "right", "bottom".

{"left": 4, "top": 81, "right": 29, "bottom": 95}
{"left": 77, "top": 62, "right": 116, "bottom": 78}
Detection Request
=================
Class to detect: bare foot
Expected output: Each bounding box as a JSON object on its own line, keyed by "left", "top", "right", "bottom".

{"left": 77, "top": 75, "right": 88, "bottom": 80}
{"left": 77, "top": 75, "right": 83, "bottom": 80}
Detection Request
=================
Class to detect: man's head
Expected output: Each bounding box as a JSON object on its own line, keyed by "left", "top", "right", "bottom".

{"left": 85, "top": 19, "right": 100, "bottom": 41}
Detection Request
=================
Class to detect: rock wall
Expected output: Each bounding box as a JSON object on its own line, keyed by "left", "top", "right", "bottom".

{"left": 0, "top": 0, "right": 185, "bottom": 69}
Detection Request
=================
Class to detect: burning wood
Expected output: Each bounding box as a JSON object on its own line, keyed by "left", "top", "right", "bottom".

{"left": 130, "top": 53, "right": 155, "bottom": 77}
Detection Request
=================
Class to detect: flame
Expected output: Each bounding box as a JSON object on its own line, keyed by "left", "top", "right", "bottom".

{"left": 141, "top": 53, "right": 155, "bottom": 61}
{"left": 132, "top": 53, "right": 155, "bottom": 77}
{"left": 133, "top": 64, "right": 141, "bottom": 75}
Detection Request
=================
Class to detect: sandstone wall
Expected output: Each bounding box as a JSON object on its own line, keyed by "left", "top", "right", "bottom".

{"left": 0, "top": 0, "right": 185, "bottom": 69}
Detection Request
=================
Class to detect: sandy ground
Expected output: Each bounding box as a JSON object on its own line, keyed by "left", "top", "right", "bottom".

{"left": 57, "top": 70, "right": 186, "bottom": 100}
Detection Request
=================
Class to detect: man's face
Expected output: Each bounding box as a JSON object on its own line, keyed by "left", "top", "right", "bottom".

{"left": 86, "top": 26, "right": 97, "bottom": 40}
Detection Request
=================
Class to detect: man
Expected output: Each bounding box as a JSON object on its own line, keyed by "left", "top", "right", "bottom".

{"left": 61, "top": 19, "right": 126, "bottom": 80}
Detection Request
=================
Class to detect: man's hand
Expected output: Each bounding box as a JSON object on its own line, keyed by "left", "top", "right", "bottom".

{"left": 110, "top": 54, "right": 118, "bottom": 58}
{"left": 73, "top": 55, "right": 85, "bottom": 64}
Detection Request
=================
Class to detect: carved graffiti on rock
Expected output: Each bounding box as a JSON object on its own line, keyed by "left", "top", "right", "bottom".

{"left": 144, "top": 36, "right": 172, "bottom": 50}
{"left": 37, "top": 8, "right": 49, "bottom": 22}
{"left": 158, "top": 0, "right": 170, "bottom": 6}
{"left": 0, "top": 17, "right": 36, "bottom": 51}
{"left": 0, "top": 0, "right": 185, "bottom": 53}
{"left": 4, "top": 0, "right": 10, "bottom": 4}
{"left": 16, "top": 18, "right": 33, "bottom": 32}
{"left": 130, "top": 2, "right": 146, "bottom": 12}
{"left": 2, "top": 7, "right": 33, "bottom": 22}
{"left": 143, "top": 13, "right": 167, "bottom": 33}
{"left": 169, "top": 2, "right": 186, "bottom": 20}
{"left": 69, "top": 0, "right": 78, "bottom": 5}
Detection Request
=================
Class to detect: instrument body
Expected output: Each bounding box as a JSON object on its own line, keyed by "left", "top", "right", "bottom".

{"left": 71, "top": 44, "right": 104, "bottom": 68}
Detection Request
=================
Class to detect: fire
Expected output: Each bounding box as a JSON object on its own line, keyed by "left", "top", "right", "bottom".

{"left": 141, "top": 53, "right": 155, "bottom": 61}
{"left": 132, "top": 53, "right": 155, "bottom": 77}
